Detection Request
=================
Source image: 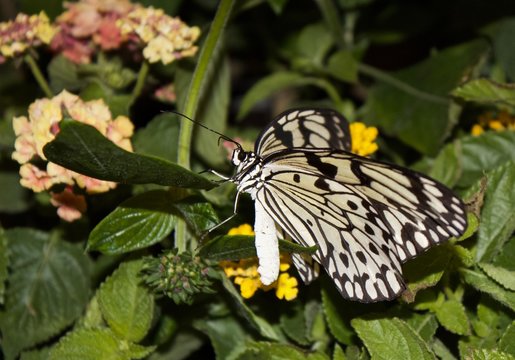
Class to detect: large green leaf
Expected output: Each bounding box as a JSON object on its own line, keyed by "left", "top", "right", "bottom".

{"left": 434, "top": 299, "right": 470, "bottom": 336}
{"left": 98, "top": 259, "right": 154, "bottom": 342}
{"left": 478, "top": 263, "right": 515, "bottom": 291}
{"left": 50, "top": 328, "right": 155, "bottom": 360}
{"left": 88, "top": 191, "right": 218, "bottom": 255}
{"left": 499, "top": 321, "right": 515, "bottom": 356}
{"left": 352, "top": 317, "right": 435, "bottom": 360}
{"left": 237, "top": 342, "right": 329, "bottom": 360}
{"left": 321, "top": 282, "right": 355, "bottom": 345}
{"left": 476, "top": 161, "right": 515, "bottom": 262}
{"left": 363, "top": 39, "right": 488, "bottom": 155}
{"left": 0, "top": 229, "right": 91, "bottom": 360}
{"left": 484, "top": 18, "right": 515, "bottom": 81}
{"left": 43, "top": 120, "right": 215, "bottom": 190}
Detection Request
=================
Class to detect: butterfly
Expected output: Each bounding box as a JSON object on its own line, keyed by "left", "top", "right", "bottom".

{"left": 220, "top": 108, "right": 467, "bottom": 302}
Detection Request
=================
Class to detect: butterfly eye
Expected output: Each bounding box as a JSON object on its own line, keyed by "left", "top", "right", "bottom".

{"left": 238, "top": 151, "right": 246, "bottom": 161}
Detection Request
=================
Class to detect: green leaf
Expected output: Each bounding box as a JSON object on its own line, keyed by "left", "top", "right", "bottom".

{"left": 296, "top": 23, "right": 334, "bottom": 68}
{"left": 43, "top": 120, "right": 215, "bottom": 190}
{"left": 79, "top": 82, "right": 131, "bottom": 117}
{"left": 465, "top": 348, "right": 515, "bottom": 360}
{"left": 0, "top": 229, "right": 91, "bottom": 359}
{"left": 476, "top": 161, "right": 515, "bottom": 262}
{"left": 280, "top": 303, "right": 310, "bottom": 346}
{"left": 88, "top": 190, "right": 176, "bottom": 254}
{"left": 327, "top": 50, "right": 359, "bottom": 83}
{"left": 434, "top": 299, "right": 470, "bottom": 335}
{"left": 333, "top": 344, "right": 346, "bottom": 360}
{"left": 352, "top": 317, "right": 435, "bottom": 360}
{"left": 457, "top": 131, "right": 515, "bottom": 188}
{"left": 238, "top": 71, "right": 327, "bottom": 119}
{"left": 193, "top": 56, "right": 230, "bottom": 168}
{"left": 461, "top": 269, "right": 515, "bottom": 312}
{"left": 219, "top": 275, "right": 281, "bottom": 341}
{"left": 402, "top": 244, "right": 453, "bottom": 302}
{"left": 198, "top": 235, "right": 317, "bottom": 261}
{"left": 98, "top": 259, "right": 154, "bottom": 342}
{"left": 0, "top": 227, "right": 7, "bottom": 305}
{"left": 478, "top": 263, "right": 515, "bottom": 291}
{"left": 132, "top": 112, "right": 180, "bottom": 162}
{"left": 484, "top": 18, "right": 515, "bottom": 81}
{"left": 238, "top": 341, "right": 330, "bottom": 360}
{"left": 499, "top": 321, "right": 515, "bottom": 356}
{"left": 492, "top": 237, "right": 515, "bottom": 271}
{"left": 48, "top": 55, "right": 81, "bottom": 93}
{"left": 432, "top": 338, "right": 458, "bottom": 360}
{"left": 452, "top": 78, "right": 515, "bottom": 107}
{"left": 267, "top": 0, "right": 289, "bottom": 14}
{"left": 404, "top": 313, "right": 438, "bottom": 343}
{"left": 363, "top": 39, "right": 488, "bottom": 155}
{"left": 0, "top": 172, "right": 31, "bottom": 214}
{"left": 194, "top": 315, "right": 249, "bottom": 360}
{"left": 173, "top": 199, "right": 220, "bottom": 236}
{"left": 321, "top": 283, "right": 355, "bottom": 345}
{"left": 50, "top": 328, "right": 155, "bottom": 360}
{"left": 428, "top": 141, "right": 461, "bottom": 187}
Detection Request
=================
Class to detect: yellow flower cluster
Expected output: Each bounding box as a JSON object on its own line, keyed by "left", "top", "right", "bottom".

{"left": 471, "top": 110, "right": 515, "bottom": 136}
{"left": 350, "top": 122, "right": 379, "bottom": 156}
{"left": 220, "top": 224, "right": 299, "bottom": 301}
{"left": 12, "top": 90, "right": 134, "bottom": 221}
{"left": 117, "top": 7, "right": 200, "bottom": 65}
{"left": 0, "top": 12, "right": 57, "bottom": 63}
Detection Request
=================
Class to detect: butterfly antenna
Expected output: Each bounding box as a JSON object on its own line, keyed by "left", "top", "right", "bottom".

{"left": 169, "top": 110, "right": 242, "bottom": 149}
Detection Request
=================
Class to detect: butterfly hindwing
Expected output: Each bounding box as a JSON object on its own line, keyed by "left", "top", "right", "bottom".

{"left": 254, "top": 149, "right": 467, "bottom": 301}
{"left": 255, "top": 108, "right": 351, "bottom": 157}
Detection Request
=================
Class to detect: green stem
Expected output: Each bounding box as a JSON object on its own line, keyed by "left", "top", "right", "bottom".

{"left": 131, "top": 61, "right": 149, "bottom": 104}
{"left": 358, "top": 63, "right": 448, "bottom": 104}
{"left": 24, "top": 54, "right": 53, "bottom": 98}
{"left": 175, "top": 0, "right": 234, "bottom": 252}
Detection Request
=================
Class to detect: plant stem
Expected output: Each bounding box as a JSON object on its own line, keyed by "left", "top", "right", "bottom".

{"left": 131, "top": 60, "right": 149, "bottom": 104}
{"left": 358, "top": 63, "right": 448, "bottom": 104}
{"left": 24, "top": 54, "right": 53, "bottom": 98}
{"left": 175, "top": 0, "right": 234, "bottom": 252}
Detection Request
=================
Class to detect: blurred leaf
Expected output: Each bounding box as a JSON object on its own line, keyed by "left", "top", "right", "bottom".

{"left": 0, "top": 229, "right": 91, "bottom": 359}
{"left": 452, "top": 78, "right": 515, "bottom": 107}
{"left": 193, "top": 56, "right": 230, "bottom": 168}
{"left": 465, "top": 348, "right": 514, "bottom": 360}
{"left": 333, "top": 344, "right": 346, "bottom": 360}
{"left": 478, "top": 263, "right": 515, "bottom": 291}
{"left": 327, "top": 50, "right": 359, "bottom": 83}
{"left": 499, "top": 321, "right": 515, "bottom": 356}
{"left": 456, "top": 131, "right": 515, "bottom": 188}
{"left": 493, "top": 237, "right": 515, "bottom": 271}
{"left": 147, "top": 330, "right": 204, "bottom": 360}
{"left": 404, "top": 313, "right": 438, "bottom": 342}
{"left": 80, "top": 82, "right": 131, "bottom": 117}
{"left": 476, "top": 161, "right": 515, "bottom": 262}
{"left": 461, "top": 269, "right": 515, "bottom": 312}
{"left": 238, "top": 341, "right": 329, "bottom": 360}
{"left": 363, "top": 39, "right": 488, "bottom": 155}
{"left": 428, "top": 140, "right": 461, "bottom": 187}
{"left": 321, "top": 282, "right": 355, "bottom": 345}
{"left": 20, "top": 347, "right": 51, "bottom": 360}
{"left": 48, "top": 55, "right": 81, "bottom": 93}
{"left": 0, "top": 172, "right": 31, "bottom": 214}
{"left": 351, "top": 317, "right": 435, "bottom": 360}
{"left": 50, "top": 328, "right": 155, "bottom": 360}
{"left": 484, "top": 18, "right": 515, "bottom": 82}
{"left": 133, "top": 113, "right": 180, "bottom": 162}
{"left": 87, "top": 190, "right": 176, "bottom": 255}
{"left": 43, "top": 121, "right": 215, "bottom": 190}
{"left": 432, "top": 338, "right": 457, "bottom": 360}
{"left": 280, "top": 303, "right": 310, "bottom": 346}
{"left": 434, "top": 299, "right": 470, "bottom": 335}
{"left": 98, "top": 259, "right": 154, "bottom": 342}
{"left": 219, "top": 275, "right": 281, "bottom": 341}
{"left": 402, "top": 245, "right": 453, "bottom": 302}
{"left": 0, "top": 228, "right": 7, "bottom": 305}
{"left": 267, "top": 0, "right": 289, "bottom": 14}
{"left": 198, "top": 235, "right": 317, "bottom": 261}
{"left": 238, "top": 71, "right": 327, "bottom": 119}
{"left": 194, "top": 315, "right": 249, "bottom": 360}
{"left": 296, "top": 23, "right": 334, "bottom": 68}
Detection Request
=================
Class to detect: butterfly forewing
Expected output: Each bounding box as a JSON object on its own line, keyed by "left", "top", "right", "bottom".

{"left": 255, "top": 108, "right": 351, "bottom": 157}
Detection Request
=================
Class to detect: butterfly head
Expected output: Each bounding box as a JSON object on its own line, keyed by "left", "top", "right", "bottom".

{"left": 231, "top": 146, "right": 261, "bottom": 176}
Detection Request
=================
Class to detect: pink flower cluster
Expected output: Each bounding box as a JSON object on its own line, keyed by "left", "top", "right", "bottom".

{"left": 12, "top": 91, "right": 134, "bottom": 221}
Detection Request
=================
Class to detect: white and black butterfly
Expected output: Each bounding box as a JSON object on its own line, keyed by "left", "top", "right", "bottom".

{"left": 220, "top": 108, "right": 467, "bottom": 302}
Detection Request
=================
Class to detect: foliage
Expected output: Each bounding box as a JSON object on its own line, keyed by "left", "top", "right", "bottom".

{"left": 0, "top": 0, "right": 514, "bottom": 359}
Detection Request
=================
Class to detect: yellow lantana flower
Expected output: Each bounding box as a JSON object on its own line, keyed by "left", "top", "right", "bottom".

{"left": 220, "top": 224, "right": 299, "bottom": 301}
{"left": 350, "top": 122, "right": 379, "bottom": 156}
{"left": 472, "top": 110, "right": 515, "bottom": 136}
